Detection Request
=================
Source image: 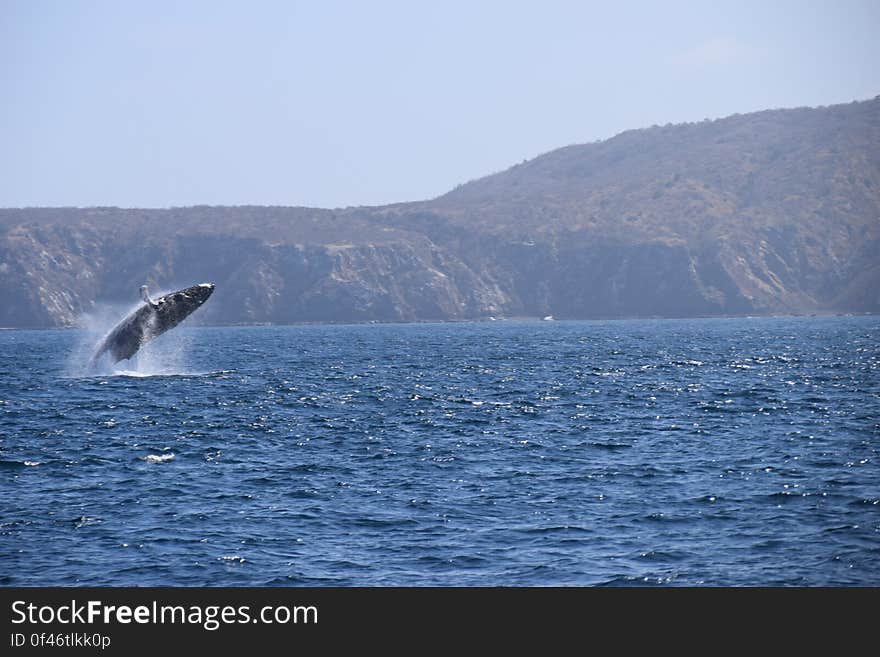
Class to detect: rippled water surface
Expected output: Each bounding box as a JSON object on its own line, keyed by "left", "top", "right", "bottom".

{"left": 1, "top": 317, "right": 878, "bottom": 585}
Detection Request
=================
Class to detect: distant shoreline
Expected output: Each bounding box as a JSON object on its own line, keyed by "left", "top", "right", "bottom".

{"left": 2, "top": 311, "right": 875, "bottom": 331}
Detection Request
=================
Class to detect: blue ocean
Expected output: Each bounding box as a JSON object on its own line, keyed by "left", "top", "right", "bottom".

{"left": 1, "top": 316, "right": 878, "bottom": 586}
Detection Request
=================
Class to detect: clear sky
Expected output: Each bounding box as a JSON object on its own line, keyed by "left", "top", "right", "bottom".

{"left": 2, "top": 0, "right": 878, "bottom": 209}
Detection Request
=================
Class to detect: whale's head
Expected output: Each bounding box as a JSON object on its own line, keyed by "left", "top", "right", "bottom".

{"left": 191, "top": 283, "right": 215, "bottom": 305}
{"left": 165, "top": 283, "right": 215, "bottom": 312}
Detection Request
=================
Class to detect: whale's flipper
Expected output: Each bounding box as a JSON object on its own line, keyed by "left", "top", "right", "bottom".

{"left": 140, "top": 284, "right": 159, "bottom": 309}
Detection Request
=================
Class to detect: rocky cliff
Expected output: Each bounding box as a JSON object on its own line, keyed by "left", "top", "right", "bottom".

{"left": 2, "top": 98, "right": 878, "bottom": 328}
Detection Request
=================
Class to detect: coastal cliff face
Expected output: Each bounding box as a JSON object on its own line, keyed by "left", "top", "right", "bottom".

{"left": 1, "top": 98, "right": 878, "bottom": 328}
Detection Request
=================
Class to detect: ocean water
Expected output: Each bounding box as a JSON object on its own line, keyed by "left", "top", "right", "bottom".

{"left": 1, "top": 316, "right": 878, "bottom": 586}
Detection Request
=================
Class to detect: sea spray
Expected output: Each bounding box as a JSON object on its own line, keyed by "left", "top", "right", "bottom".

{"left": 66, "top": 295, "right": 196, "bottom": 377}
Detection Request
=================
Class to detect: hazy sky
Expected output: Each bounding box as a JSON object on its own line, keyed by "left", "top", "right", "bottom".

{"left": 2, "top": 0, "right": 878, "bottom": 208}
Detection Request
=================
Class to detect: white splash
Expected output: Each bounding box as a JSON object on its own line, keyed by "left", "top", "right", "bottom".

{"left": 142, "top": 453, "right": 175, "bottom": 463}
{"left": 66, "top": 294, "right": 198, "bottom": 378}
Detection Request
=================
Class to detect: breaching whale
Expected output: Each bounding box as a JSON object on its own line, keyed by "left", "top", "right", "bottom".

{"left": 91, "top": 283, "right": 215, "bottom": 366}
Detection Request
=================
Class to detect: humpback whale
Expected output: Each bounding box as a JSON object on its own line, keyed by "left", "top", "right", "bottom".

{"left": 91, "top": 283, "right": 215, "bottom": 366}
